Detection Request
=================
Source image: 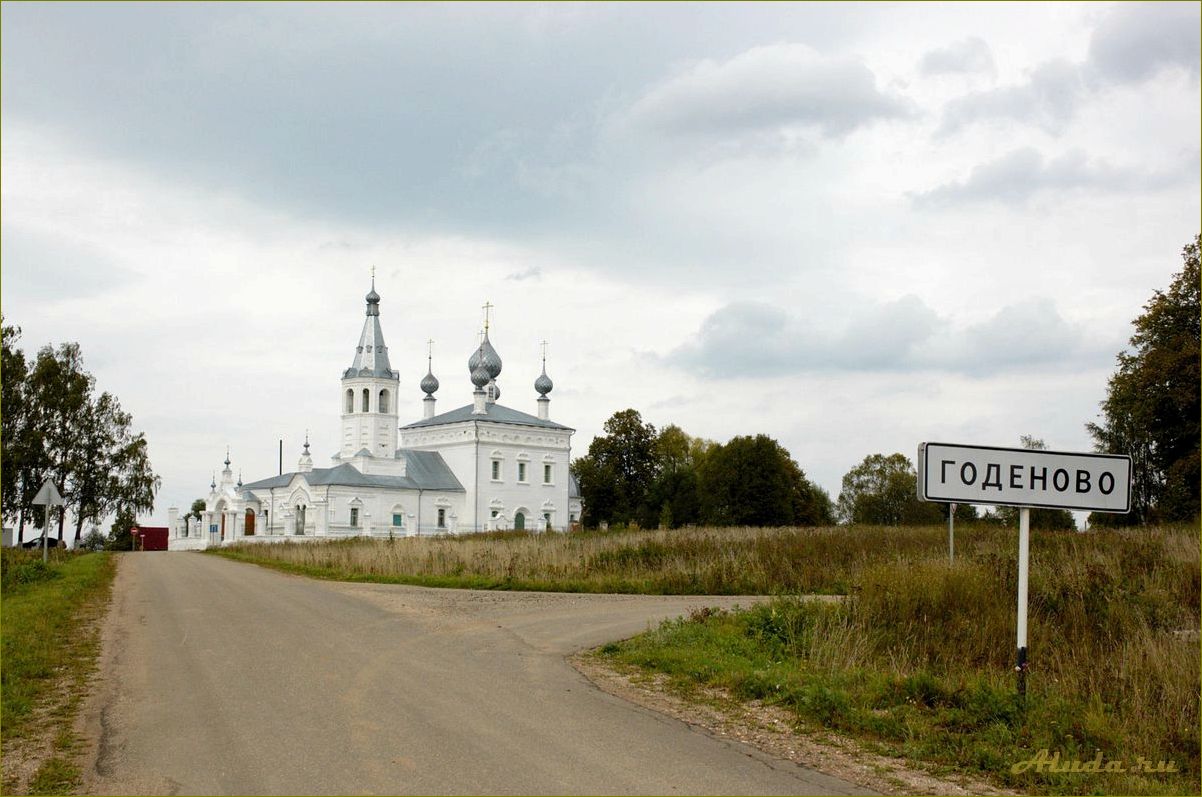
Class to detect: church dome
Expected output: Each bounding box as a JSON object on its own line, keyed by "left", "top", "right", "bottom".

{"left": 535, "top": 368, "right": 553, "bottom": 396}
{"left": 471, "top": 362, "right": 491, "bottom": 388}
{"left": 421, "top": 369, "right": 440, "bottom": 396}
{"left": 487, "top": 379, "right": 501, "bottom": 402}
{"left": 478, "top": 333, "right": 502, "bottom": 379}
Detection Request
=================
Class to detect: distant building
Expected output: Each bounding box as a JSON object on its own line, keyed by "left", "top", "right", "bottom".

{"left": 169, "top": 282, "right": 581, "bottom": 549}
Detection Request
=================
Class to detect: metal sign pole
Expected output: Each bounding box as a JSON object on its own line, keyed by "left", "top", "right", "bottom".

{"left": 1015, "top": 506, "right": 1030, "bottom": 702}
{"left": 32, "top": 479, "right": 65, "bottom": 564}
{"left": 948, "top": 503, "right": 956, "bottom": 563}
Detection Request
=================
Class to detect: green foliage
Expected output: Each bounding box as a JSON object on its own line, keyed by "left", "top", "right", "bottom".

{"left": 106, "top": 506, "right": 136, "bottom": 551}
{"left": 573, "top": 412, "right": 830, "bottom": 530}
{"left": 0, "top": 320, "right": 160, "bottom": 544}
{"left": 837, "top": 452, "right": 944, "bottom": 525}
{"left": 189, "top": 498, "right": 206, "bottom": 522}
{"left": 572, "top": 408, "right": 659, "bottom": 526}
{"left": 698, "top": 434, "right": 832, "bottom": 526}
{"left": 1088, "top": 234, "right": 1200, "bottom": 523}
{"left": 1, "top": 551, "right": 115, "bottom": 739}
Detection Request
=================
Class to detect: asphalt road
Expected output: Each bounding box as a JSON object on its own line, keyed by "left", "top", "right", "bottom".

{"left": 83, "top": 553, "right": 872, "bottom": 796}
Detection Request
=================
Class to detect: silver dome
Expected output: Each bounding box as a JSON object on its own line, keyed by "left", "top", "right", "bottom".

{"left": 420, "top": 369, "right": 440, "bottom": 395}
{"left": 487, "top": 379, "right": 501, "bottom": 402}
{"left": 471, "top": 363, "right": 491, "bottom": 388}
{"left": 478, "top": 333, "right": 502, "bottom": 379}
{"left": 535, "top": 368, "right": 553, "bottom": 396}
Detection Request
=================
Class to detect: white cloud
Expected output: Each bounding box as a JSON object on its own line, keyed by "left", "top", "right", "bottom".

{"left": 615, "top": 43, "right": 911, "bottom": 144}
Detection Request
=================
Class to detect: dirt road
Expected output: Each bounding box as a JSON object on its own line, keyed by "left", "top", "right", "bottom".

{"left": 82, "top": 553, "right": 872, "bottom": 795}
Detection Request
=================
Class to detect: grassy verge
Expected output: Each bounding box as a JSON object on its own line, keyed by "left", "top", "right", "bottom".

{"left": 1, "top": 549, "right": 117, "bottom": 795}
{"left": 598, "top": 525, "right": 1199, "bottom": 796}
{"left": 215, "top": 523, "right": 1018, "bottom": 594}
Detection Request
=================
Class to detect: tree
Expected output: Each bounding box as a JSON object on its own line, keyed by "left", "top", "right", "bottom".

{"left": 572, "top": 409, "right": 659, "bottom": 527}
{"left": 106, "top": 506, "right": 136, "bottom": 551}
{"left": 1, "top": 319, "right": 36, "bottom": 543}
{"left": 189, "top": 499, "right": 206, "bottom": 522}
{"left": 697, "top": 434, "right": 832, "bottom": 527}
{"left": 836, "top": 453, "right": 944, "bottom": 526}
{"left": 2, "top": 325, "right": 160, "bottom": 544}
{"left": 1088, "top": 235, "right": 1200, "bottom": 524}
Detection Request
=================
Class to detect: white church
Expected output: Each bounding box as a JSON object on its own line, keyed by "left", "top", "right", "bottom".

{"left": 168, "top": 282, "right": 581, "bottom": 549}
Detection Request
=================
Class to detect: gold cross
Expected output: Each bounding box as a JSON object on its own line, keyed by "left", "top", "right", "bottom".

{"left": 541, "top": 340, "right": 548, "bottom": 363}
{"left": 482, "top": 301, "right": 494, "bottom": 332}
{"left": 427, "top": 338, "right": 434, "bottom": 360}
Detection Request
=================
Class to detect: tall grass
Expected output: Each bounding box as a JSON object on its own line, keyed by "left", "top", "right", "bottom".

{"left": 600, "top": 524, "right": 1199, "bottom": 795}
{"left": 217, "top": 524, "right": 1010, "bottom": 594}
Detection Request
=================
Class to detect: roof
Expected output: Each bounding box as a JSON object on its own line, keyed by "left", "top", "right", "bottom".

{"left": 402, "top": 402, "right": 574, "bottom": 431}
{"left": 343, "top": 290, "right": 397, "bottom": 379}
{"left": 241, "top": 450, "right": 464, "bottom": 493}
{"left": 569, "top": 473, "right": 582, "bottom": 499}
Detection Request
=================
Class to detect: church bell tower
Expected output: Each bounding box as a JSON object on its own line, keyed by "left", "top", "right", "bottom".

{"left": 339, "top": 277, "right": 400, "bottom": 459}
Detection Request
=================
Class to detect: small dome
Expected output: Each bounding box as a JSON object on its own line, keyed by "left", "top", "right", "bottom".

{"left": 535, "top": 369, "right": 553, "bottom": 396}
{"left": 421, "top": 369, "right": 440, "bottom": 396}
{"left": 366, "top": 286, "right": 380, "bottom": 304}
{"left": 471, "top": 362, "right": 491, "bottom": 388}
{"left": 487, "top": 379, "right": 501, "bottom": 403}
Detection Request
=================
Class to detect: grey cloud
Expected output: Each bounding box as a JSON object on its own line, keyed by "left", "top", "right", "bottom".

{"left": 668, "top": 296, "right": 1092, "bottom": 377}
{"left": 505, "top": 266, "right": 543, "bottom": 282}
{"left": 939, "top": 59, "right": 1083, "bottom": 135}
{"left": 938, "top": 3, "right": 1199, "bottom": 135}
{"left": 919, "top": 37, "right": 996, "bottom": 77}
{"left": 619, "top": 43, "right": 911, "bottom": 141}
{"left": 911, "top": 147, "right": 1193, "bottom": 206}
{"left": 1086, "top": 2, "right": 1200, "bottom": 85}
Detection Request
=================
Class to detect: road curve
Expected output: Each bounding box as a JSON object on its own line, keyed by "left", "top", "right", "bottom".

{"left": 82, "top": 553, "right": 872, "bottom": 796}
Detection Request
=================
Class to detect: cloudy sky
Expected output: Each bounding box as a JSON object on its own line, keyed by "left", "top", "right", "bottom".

{"left": 3, "top": 2, "right": 1199, "bottom": 526}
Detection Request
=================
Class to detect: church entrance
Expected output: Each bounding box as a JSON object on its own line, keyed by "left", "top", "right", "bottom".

{"left": 514, "top": 512, "right": 525, "bottom": 531}
{"left": 245, "top": 509, "right": 255, "bottom": 536}
{"left": 295, "top": 505, "right": 306, "bottom": 535}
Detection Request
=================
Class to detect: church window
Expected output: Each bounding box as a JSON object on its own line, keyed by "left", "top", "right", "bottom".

{"left": 491, "top": 509, "right": 499, "bottom": 519}
{"left": 543, "top": 512, "right": 552, "bottom": 531}
{"left": 296, "top": 505, "right": 306, "bottom": 535}
{"left": 491, "top": 460, "right": 501, "bottom": 481}
{"left": 392, "top": 513, "right": 404, "bottom": 528}
{"left": 543, "top": 464, "right": 552, "bottom": 484}
{"left": 345, "top": 389, "right": 354, "bottom": 413}
{"left": 350, "top": 507, "right": 359, "bottom": 527}
{"left": 362, "top": 389, "right": 370, "bottom": 412}
{"left": 518, "top": 462, "right": 527, "bottom": 483}
{"left": 379, "top": 389, "right": 390, "bottom": 414}
{"left": 437, "top": 508, "right": 446, "bottom": 529}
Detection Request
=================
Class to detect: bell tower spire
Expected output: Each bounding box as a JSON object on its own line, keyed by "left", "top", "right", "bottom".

{"left": 339, "top": 275, "right": 400, "bottom": 459}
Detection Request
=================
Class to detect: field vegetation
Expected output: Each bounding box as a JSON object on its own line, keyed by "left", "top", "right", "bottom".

{"left": 218, "top": 523, "right": 1199, "bottom": 795}
{"left": 1, "top": 548, "right": 116, "bottom": 794}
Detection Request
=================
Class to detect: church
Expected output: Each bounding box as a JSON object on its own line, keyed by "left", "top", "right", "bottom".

{"left": 167, "top": 282, "right": 581, "bottom": 549}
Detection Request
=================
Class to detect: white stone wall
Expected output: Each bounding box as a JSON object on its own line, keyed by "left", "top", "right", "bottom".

{"left": 339, "top": 375, "right": 400, "bottom": 458}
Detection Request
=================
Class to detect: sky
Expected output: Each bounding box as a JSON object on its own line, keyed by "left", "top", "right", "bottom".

{"left": 2, "top": 1, "right": 1199, "bottom": 529}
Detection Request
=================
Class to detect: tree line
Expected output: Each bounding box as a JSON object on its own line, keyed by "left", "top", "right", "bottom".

{"left": 1, "top": 319, "right": 160, "bottom": 548}
{"left": 574, "top": 234, "right": 1199, "bottom": 530}
{"left": 571, "top": 409, "right": 833, "bottom": 529}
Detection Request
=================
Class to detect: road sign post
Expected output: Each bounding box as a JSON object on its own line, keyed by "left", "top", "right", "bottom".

{"left": 948, "top": 503, "right": 956, "bottom": 563}
{"left": 32, "top": 478, "right": 65, "bottom": 563}
{"left": 918, "top": 443, "right": 1131, "bottom": 701}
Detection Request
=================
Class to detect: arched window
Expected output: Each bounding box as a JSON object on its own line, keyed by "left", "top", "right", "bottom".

{"left": 345, "top": 389, "right": 354, "bottom": 413}
{"left": 362, "top": 388, "right": 370, "bottom": 412}
{"left": 379, "top": 389, "right": 390, "bottom": 414}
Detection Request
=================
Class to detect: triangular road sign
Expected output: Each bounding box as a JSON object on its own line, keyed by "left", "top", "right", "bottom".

{"left": 32, "top": 478, "right": 64, "bottom": 506}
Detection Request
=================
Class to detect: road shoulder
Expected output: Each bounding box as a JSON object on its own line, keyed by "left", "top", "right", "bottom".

{"left": 571, "top": 652, "right": 1015, "bottom": 797}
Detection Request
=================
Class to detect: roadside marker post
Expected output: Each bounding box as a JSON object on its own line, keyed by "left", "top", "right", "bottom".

{"left": 917, "top": 443, "right": 1131, "bottom": 701}
{"left": 32, "top": 478, "right": 65, "bottom": 563}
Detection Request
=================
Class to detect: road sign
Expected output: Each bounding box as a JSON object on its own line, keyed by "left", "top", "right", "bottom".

{"left": 32, "top": 478, "right": 64, "bottom": 563}
{"left": 32, "top": 478, "right": 64, "bottom": 507}
{"left": 917, "top": 442, "right": 1131, "bottom": 513}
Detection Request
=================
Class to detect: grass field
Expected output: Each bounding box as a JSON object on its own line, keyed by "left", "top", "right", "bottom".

{"left": 1, "top": 548, "right": 117, "bottom": 794}
{"left": 217, "top": 523, "right": 1200, "bottom": 795}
